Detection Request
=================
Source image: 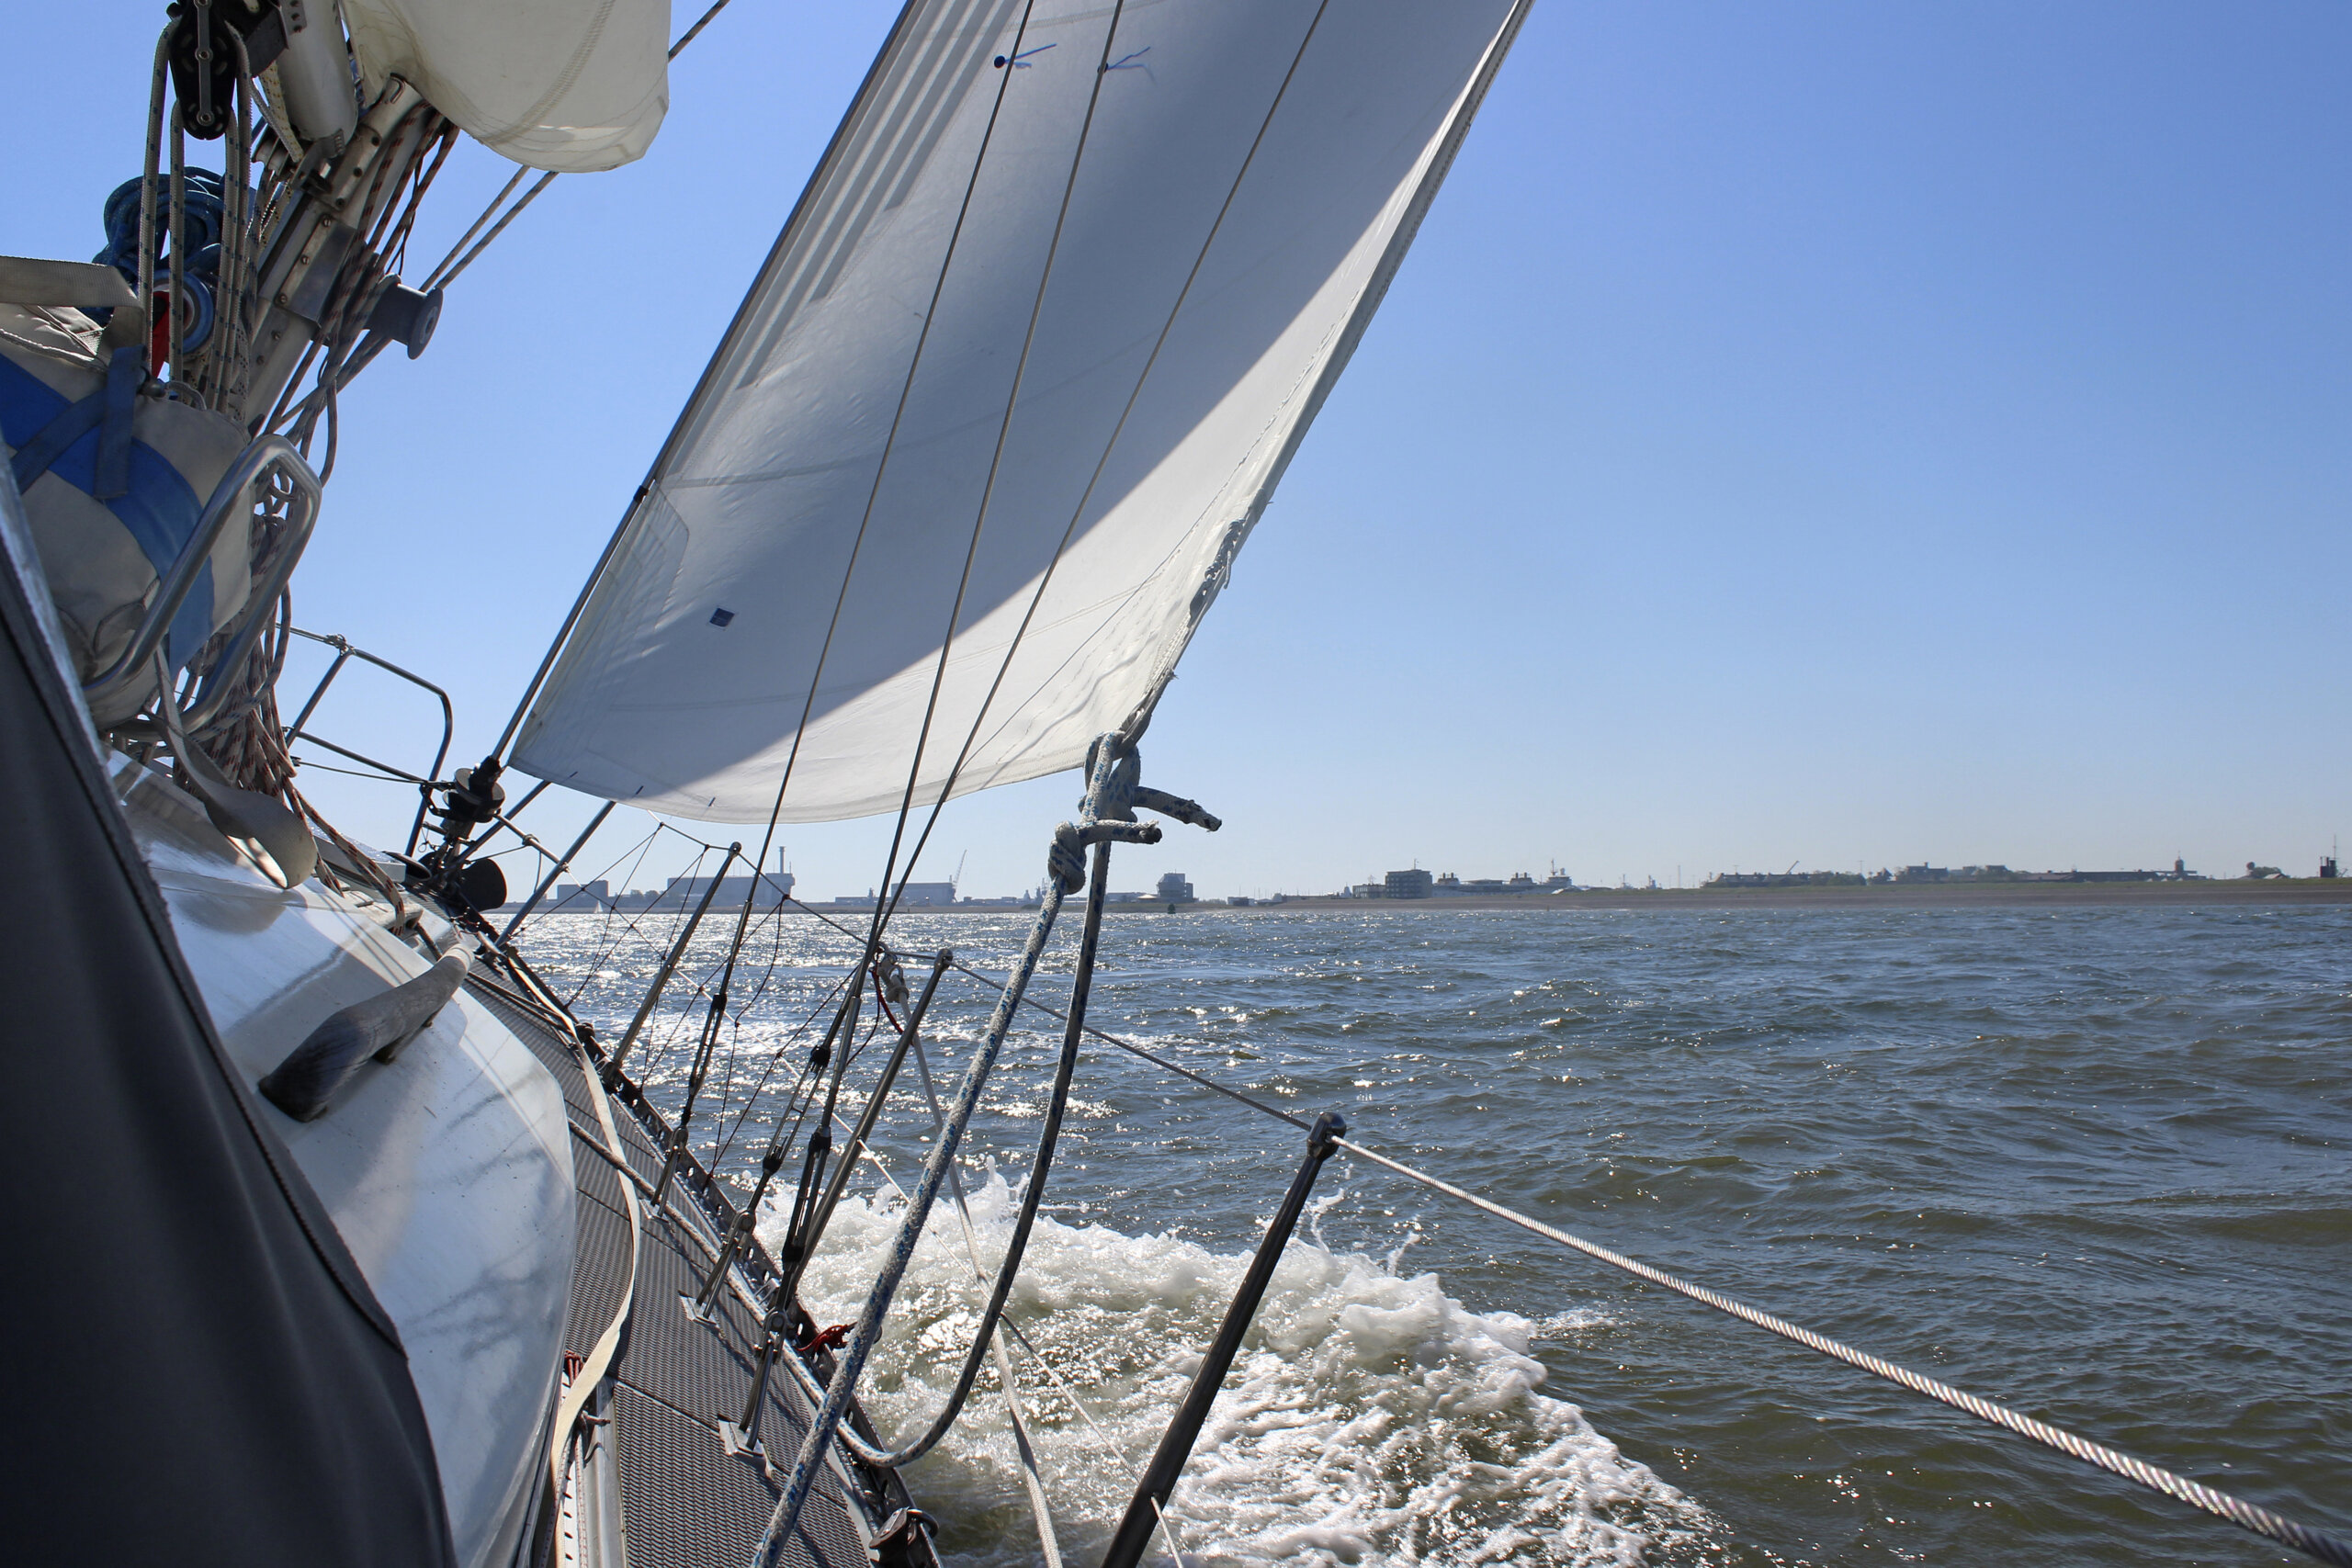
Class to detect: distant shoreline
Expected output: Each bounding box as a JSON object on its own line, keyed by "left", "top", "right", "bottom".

{"left": 1119, "top": 880, "right": 2352, "bottom": 912}
{"left": 520, "top": 879, "right": 2352, "bottom": 919}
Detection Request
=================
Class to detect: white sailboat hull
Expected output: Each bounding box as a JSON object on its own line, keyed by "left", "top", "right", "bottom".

{"left": 120, "top": 760, "right": 572, "bottom": 1568}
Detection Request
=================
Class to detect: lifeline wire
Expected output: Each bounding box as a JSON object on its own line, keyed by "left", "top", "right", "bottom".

{"left": 548, "top": 834, "right": 888, "bottom": 1162}
{"left": 940, "top": 958, "right": 2351, "bottom": 1568}
{"left": 1329, "top": 1136, "right": 2352, "bottom": 1568}
{"left": 947, "top": 956, "right": 1306, "bottom": 1131}
{"left": 715, "top": 969, "right": 859, "bottom": 1158}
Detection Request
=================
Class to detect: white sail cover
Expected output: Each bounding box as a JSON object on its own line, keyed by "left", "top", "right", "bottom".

{"left": 342, "top": 0, "right": 670, "bottom": 172}
{"left": 514, "top": 0, "right": 1528, "bottom": 821}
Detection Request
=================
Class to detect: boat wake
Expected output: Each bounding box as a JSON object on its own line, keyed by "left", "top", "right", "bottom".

{"left": 783, "top": 1172, "right": 1719, "bottom": 1568}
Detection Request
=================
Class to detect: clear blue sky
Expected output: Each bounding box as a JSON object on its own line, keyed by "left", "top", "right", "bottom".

{"left": 13, "top": 2, "right": 2348, "bottom": 899}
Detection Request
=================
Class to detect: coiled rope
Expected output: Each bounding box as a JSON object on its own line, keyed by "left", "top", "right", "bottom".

{"left": 941, "top": 953, "right": 2352, "bottom": 1568}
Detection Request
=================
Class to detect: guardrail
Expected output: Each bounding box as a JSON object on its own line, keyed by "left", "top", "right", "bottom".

{"left": 279, "top": 626, "right": 455, "bottom": 855}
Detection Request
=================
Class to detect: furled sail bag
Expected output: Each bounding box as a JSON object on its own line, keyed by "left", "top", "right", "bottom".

{"left": 0, "top": 286, "right": 255, "bottom": 728}
{"left": 340, "top": 0, "right": 671, "bottom": 172}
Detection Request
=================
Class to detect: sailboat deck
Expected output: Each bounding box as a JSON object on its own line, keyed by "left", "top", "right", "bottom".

{"left": 469, "top": 978, "right": 923, "bottom": 1568}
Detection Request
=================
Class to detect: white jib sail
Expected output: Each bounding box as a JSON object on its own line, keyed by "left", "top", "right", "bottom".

{"left": 513, "top": 0, "right": 1529, "bottom": 823}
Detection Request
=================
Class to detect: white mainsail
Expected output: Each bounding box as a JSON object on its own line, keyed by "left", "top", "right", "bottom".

{"left": 513, "top": 0, "right": 1529, "bottom": 823}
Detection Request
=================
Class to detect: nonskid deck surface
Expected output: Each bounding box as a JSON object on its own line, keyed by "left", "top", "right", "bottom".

{"left": 470, "top": 980, "right": 910, "bottom": 1568}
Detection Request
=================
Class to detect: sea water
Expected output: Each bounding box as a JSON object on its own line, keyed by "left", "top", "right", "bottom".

{"left": 531, "top": 905, "right": 2349, "bottom": 1566}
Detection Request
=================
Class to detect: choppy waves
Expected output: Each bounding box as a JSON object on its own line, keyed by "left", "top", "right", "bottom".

{"left": 782, "top": 1171, "right": 1717, "bottom": 1568}
{"left": 532, "top": 902, "right": 2352, "bottom": 1566}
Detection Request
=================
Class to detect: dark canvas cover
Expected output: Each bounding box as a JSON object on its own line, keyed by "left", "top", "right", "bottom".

{"left": 0, "top": 496, "right": 458, "bottom": 1563}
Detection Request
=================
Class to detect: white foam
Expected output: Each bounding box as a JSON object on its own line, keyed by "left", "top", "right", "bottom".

{"left": 778, "top": 1172, "right": 1716, "bottom": 1568}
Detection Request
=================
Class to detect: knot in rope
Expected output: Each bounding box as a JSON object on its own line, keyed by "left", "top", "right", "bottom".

{"left": 1047, "top": 824, "right": 1088, "bottom": 896}
{"left": 1082, "top": 732, "right": 1222, "bottom": 833}
{"left": 1052, "top": 818, "right": 1165, "bottom": 895}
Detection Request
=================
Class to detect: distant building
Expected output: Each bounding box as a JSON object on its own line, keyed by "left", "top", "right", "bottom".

{"left": 1853, "top": 863, "right": 2199, "bottom": 886}
{"left": 1156, "top": 871, "right": 1194, "bottom": 903}
{"left": 548, "top": 879, "right": 611, "bottom": 910}
{"left": 656, "top": 870, "right": 796, "bottom": 908}
{"left": 1385, "top": 869, "right": 1433, "bottom": 899}
{"left": 893, "top": 881, "right": 956, "bottom": 908}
